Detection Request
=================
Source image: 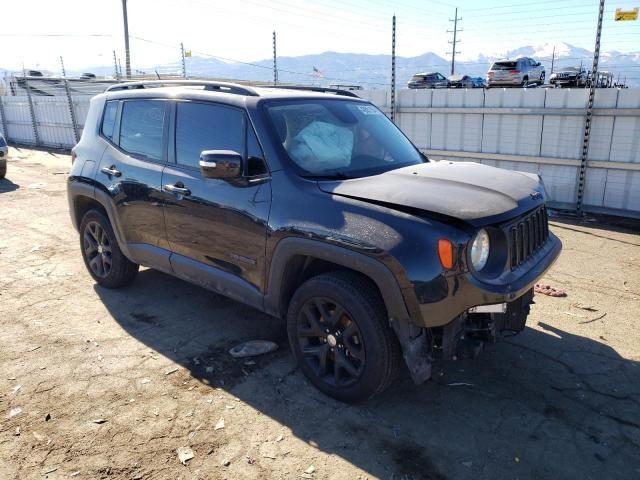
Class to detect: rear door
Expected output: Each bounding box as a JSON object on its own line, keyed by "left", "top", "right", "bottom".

{"left": 161, "top": 101, "right": 271, "bottom": 299}
{"left": 95, "top": 98, "right": 171, "bottom": 269}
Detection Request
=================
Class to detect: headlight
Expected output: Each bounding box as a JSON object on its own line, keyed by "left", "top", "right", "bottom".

{"left": 470, "top": 229, "right": 490, "bottom": 271}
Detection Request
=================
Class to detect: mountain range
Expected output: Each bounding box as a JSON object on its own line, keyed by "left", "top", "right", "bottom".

{"left": 19, "top": 42, "right": 640, "bottom": 87}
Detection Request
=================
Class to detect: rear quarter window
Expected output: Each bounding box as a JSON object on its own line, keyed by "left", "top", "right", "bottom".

{"left": 101, "top": 101, "right": 118, "bottom": 140}
{"left": 0, "top": 135, "right": 6, "bottom": 147}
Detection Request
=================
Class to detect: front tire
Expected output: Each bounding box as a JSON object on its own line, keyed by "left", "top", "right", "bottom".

{"left": 0, "top": 162, "right": 6, "bottom": 179}
{"left": 79, "top": 209, "right": 139, "bottom": 288}
{"left": 287, "top": 271, "right": 401, "bottom": 403}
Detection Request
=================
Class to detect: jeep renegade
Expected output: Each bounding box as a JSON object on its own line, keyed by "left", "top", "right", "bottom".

{"left": 67, "top": 81, "right": 562, "bottom": 402}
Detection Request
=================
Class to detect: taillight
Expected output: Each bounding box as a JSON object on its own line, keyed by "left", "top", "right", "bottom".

{"left": 510, "top": 70, "right": 520, "bottom": 75}
{"left": 71, "top": 150, "right": 77, "bottom": 164}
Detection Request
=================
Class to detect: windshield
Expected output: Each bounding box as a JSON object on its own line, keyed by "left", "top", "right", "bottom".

{"left": 491, "top": 61, "right": 517, "bottom": 70}
{"left": 265, "top": 99, "right": 425, "bottom": 178}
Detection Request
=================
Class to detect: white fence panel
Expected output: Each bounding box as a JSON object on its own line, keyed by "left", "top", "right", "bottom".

{"left": 362, "top": 87, "right": 640, "bottom": 216}
{"left": 2, "top": 87, "right": 639, "bottom": 217}
{"left": 33, "top": 97, "right": 77, "bottom": 148}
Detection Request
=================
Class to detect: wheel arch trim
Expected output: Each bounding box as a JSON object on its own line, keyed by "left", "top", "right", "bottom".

{"left": 264, "top": 237, "right": 411, "bottom": 323}
{"left": 68, "top": 181, "right": 134, "bottom": 261}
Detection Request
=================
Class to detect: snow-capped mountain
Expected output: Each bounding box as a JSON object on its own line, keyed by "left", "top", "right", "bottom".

{"left": 63, "top": 42, "right": 640, "bottom": 88}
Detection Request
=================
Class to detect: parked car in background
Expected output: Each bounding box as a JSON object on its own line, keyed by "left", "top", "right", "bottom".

{"left": 447, "top": 74, "right": 474, "bottom": 88}
{"left": 549, "top": 66, "right": 588, "bottom": 87}
{"left": 487, "top": 57, "right": 545, "bottom": 87}
{"left": 471, "top": 77, "right": 486, "bottom": 88}
{"left": 408, "top": 72, "right": 448, "bottom": 89}
{"left": 0, "top": 133, "right": 7, "bottom": 179}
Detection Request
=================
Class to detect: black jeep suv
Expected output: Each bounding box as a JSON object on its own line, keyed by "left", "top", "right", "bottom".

{"left": 67, "top": 81, "right": 561, "bottom": 402}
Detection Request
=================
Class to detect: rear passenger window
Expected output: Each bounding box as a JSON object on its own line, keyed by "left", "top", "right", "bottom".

{"left": 175, "top": 103, "right": 244, "bottom": 169}
{"left": 101, "top": 101, "right": 118, "bottom": 140}
{"left": 119, "top": 100, "right": 165, "bottom": 161}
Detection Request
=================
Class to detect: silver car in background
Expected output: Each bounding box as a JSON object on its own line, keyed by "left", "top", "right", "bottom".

{"left": 487, "top": 57, "right": 545, "bottom": 87}
{"left": 0, "top": 134, "right": 7, "bottom": 179}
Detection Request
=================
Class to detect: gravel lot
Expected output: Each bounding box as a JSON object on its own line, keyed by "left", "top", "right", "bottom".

{"left": 1, "top": 147, "right": 639, "bottom": 480}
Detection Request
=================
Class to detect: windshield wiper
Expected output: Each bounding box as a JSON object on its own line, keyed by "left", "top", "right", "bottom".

{"left": 301, "top": 173, "right": 354, "bottom": 180}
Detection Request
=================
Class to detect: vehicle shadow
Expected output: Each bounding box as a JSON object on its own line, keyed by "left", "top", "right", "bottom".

{"left": 0, "top": 178, "right": 20, "bottom": 193}
{"left": 95, "top": 269, "right": 640, "bottom": 479}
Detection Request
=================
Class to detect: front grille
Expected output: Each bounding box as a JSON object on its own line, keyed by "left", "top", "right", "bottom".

{"left": 508, "top": 207, "right": 549, "bottom": 269}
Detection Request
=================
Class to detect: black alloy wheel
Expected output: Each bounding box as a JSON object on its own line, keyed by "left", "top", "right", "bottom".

{"left": 83, "top": 220, "right": 113, "bottom": 278}
{"left": 296, "top": 297, "right": 365, "bottom": 388}
{"left": 79, "top": 209, "right": 139, "bottom": 288}
{"left": 287, "top": 271, "right": 401, "bottom": 403}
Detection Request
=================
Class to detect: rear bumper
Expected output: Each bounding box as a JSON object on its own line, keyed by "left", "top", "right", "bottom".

{"left": 487, "top": 78, "right": 522, "bottom": 86}
{"left": 412, "top": 233, "right": 562, "bottom": 328}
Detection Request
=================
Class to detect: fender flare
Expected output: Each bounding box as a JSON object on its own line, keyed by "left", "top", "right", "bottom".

{"left": 68, "top": 181, "right": 134, "bottom": 261}
{"left": 264, "top": 237, "right": 410, "bottom": 323}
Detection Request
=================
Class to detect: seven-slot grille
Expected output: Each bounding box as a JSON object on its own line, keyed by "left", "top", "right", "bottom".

{"left": 508, "top": 206, "right": 549, "bottom": 269}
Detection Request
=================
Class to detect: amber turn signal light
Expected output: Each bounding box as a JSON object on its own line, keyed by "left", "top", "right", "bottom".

{"left": 438, "top": 239, "right": 454, "bottom": 269}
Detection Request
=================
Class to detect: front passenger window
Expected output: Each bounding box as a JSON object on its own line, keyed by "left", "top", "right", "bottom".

{"left": 175, "top": 103, "right": 244, "bottom": 169}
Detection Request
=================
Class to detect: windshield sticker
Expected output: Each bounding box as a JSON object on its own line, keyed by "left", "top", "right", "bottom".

{"left": 355, "top": 105, "right": 382, "bottom": 116}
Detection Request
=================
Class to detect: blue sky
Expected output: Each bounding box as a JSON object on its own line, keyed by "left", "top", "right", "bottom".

{"left": 1, "top": 0, "right": 639, "bottom": 71}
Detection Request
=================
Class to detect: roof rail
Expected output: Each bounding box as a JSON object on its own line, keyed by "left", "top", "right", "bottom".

{"left": 105, "top": 80, "right": 259, "bottom": 96}
{"left": 268, "top": 85, "right": 360, "bottom": 98}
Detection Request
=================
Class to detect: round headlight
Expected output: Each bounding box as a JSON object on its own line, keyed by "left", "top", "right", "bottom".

{"left": 470, "top": 229, "right": 490, "bottom": 271}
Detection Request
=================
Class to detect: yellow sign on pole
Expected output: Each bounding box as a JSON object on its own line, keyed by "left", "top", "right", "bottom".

{"left": 615, "top": 8, "right": 638, "bottom": 21}
{"left": 184, "top": 50, "right": 192, "bottom": 58}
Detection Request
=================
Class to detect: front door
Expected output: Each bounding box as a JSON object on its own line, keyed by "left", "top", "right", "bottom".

{"left": 161, "top": 101, "right": 271, "bottom": 299}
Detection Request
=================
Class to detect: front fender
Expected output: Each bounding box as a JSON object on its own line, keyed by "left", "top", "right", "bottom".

{"left": 264, "top": 237, "right": 411, "bottom": 323}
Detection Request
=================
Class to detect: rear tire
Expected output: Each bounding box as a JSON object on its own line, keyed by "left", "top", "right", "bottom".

{"left": 79, "top": 209, "right": 139, "bottom": 288}
{"left": 539, "top": 72, "right": 545, "bottom": 85}
{"left": 521, "top": 76, "right": 529, "bottom": 87}
{"left": 0, "top": 162, "right": 6, "bottom": 179}
{"left": 287, "top": 271, "right": 401, "bottom": 403}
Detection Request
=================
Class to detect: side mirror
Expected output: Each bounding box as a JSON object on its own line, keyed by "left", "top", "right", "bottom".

{"left": 199, "top": 150, "right": 242, "bottom": 180}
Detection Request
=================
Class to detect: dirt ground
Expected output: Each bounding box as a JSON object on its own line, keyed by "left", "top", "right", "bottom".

{"left": 0, "top": 147, "right": 639, "bottom": 480}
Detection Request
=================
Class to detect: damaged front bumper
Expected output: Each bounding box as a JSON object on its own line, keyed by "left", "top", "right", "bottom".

{"left": 393, "top": 232, "right": 561, "bottom": 384}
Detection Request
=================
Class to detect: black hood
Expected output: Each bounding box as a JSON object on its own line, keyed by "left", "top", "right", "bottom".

{"left": 317, "top": 161, "right": 546, "bottom": 226}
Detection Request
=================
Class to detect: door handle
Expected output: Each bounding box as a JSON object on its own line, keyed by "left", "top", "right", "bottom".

{"left": 164, "top": 183, "right": 191, "bottom": 196}
{"left": 101, "top": 165, "right": 121, "bottom": 177}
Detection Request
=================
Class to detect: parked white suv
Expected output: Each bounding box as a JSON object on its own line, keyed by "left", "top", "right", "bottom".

{"left": 487, "top": 57, "right": 545, "bottom": 88}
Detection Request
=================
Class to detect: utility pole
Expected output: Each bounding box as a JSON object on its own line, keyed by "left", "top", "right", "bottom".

{"left": 576, "top": 0, "right": 605, "bottom": 216}
{"left": 181, "top": 42, "right": 187, "bottom": 78}
{"left": 118, "top": 58, "right": 123, "bottom": 79}
{"left": 447, "top": 8, "right": 462, "bottom": 75}
{"left": 550, "top": 45, "right": 556, "bottom": 74}
{"left": 60, "top": 56, "right": 80, "bottom": 143}
{"left": 390, "top": 15, "right": 396, "bottom": 123}
{"left": 273, "top": 31, "right": 278, "bottom": 85}
{"left": 113, "top": 50, "right": 120, "bottom": 81}
{"left": 121, "top": 0, "right": 131, "bottom": 78}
